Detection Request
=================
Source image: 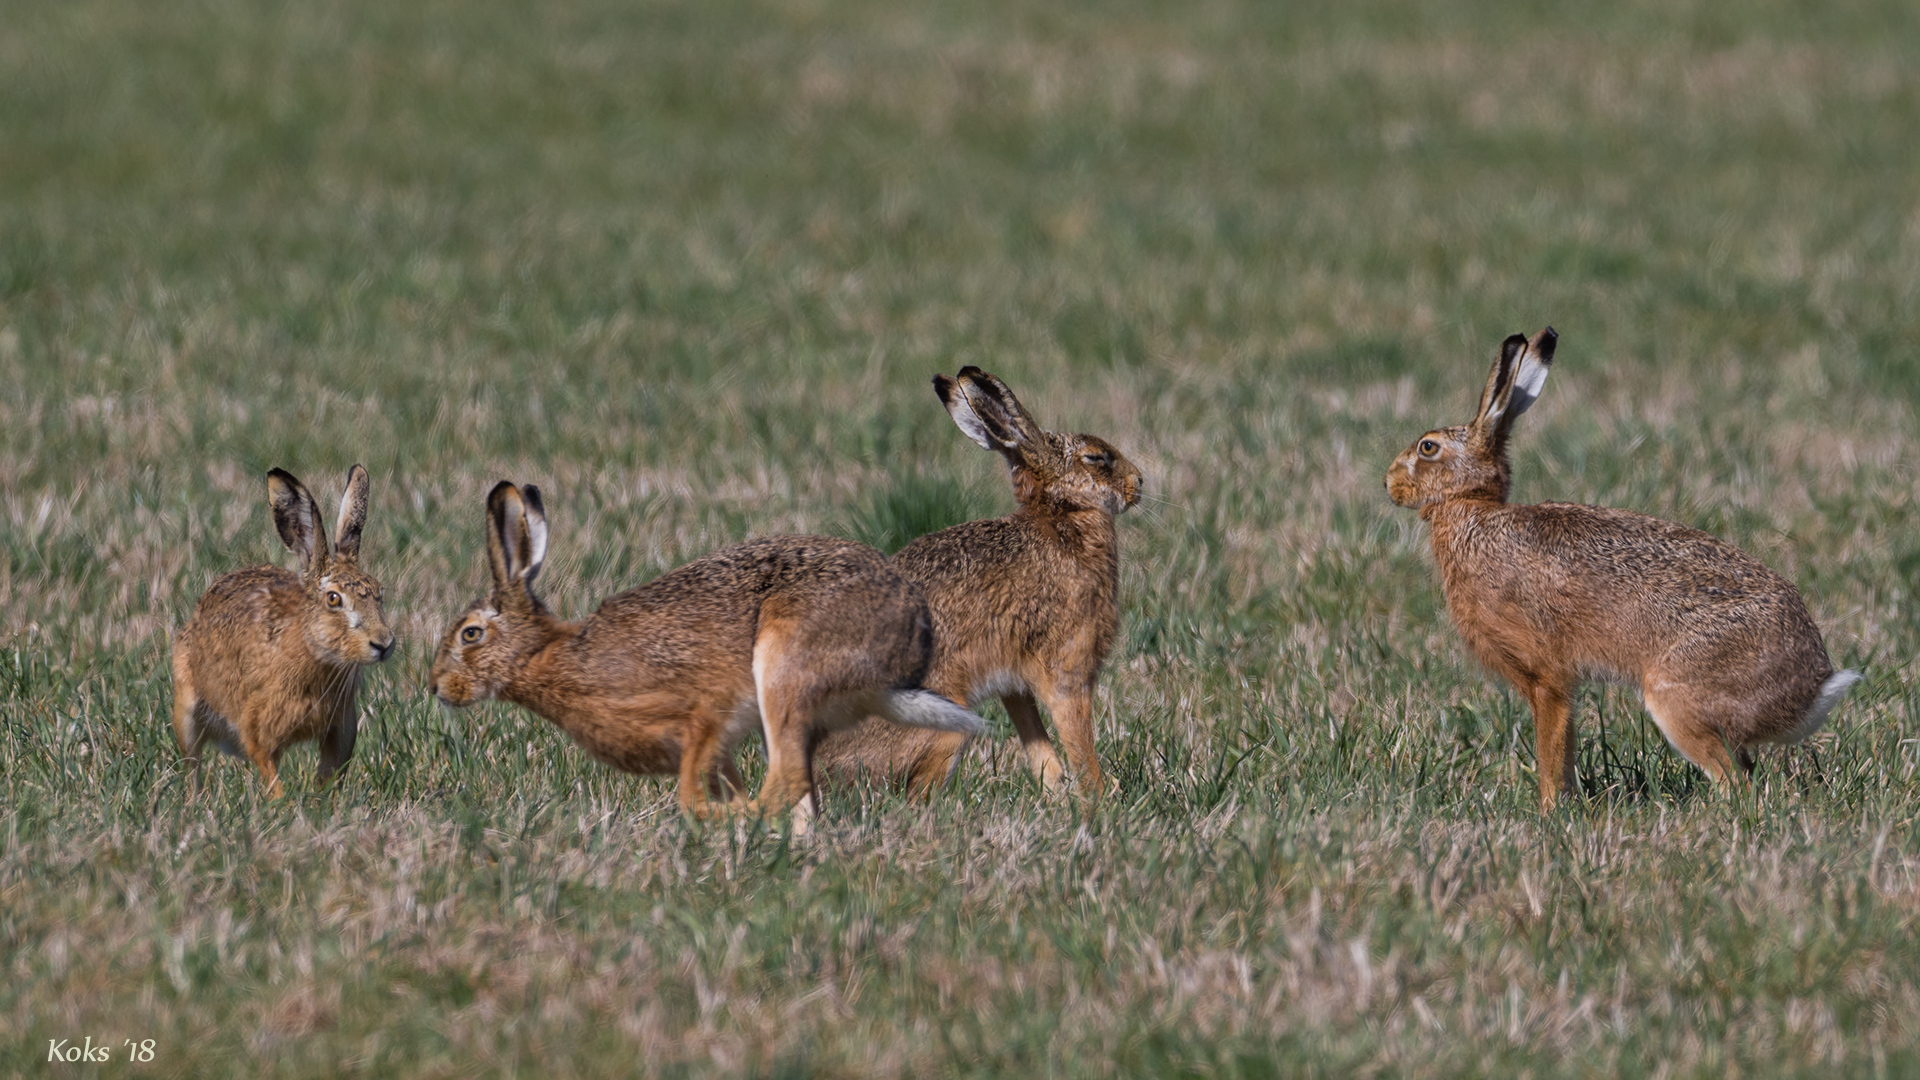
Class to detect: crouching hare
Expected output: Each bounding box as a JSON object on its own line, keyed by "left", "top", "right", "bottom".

{"left": 812, "top": 367, "right": 1143, "bottom": 800}
{"left": 1387, "top": 327, "right": 1860, "bottom": 808}
{"left": 427, "top": 481, "right": 984, "bottom": 826}
{"left": 171, "top": 465, "right": 394, "bottom": 796}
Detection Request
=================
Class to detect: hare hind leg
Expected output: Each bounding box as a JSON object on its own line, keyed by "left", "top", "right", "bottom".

{"left": 749, "top": 619, "right": 820, "bottom": 827}
{"left": 1641, "top": 680, "right": 1739, "bottom": 783}
{"left": 902, "top": 730, "right": 969, "bottom": 796}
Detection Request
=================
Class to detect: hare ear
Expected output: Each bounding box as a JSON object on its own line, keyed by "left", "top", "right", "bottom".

{"left": 1472, "top": 328, "right": 1556, "bottom": 440}
{"left": 267, "top": 468, "right": 328, "bottom": 582}
{"left": 953, "top": 367, "right": 1045, "bottom": 452}
{"left": 332, "top": 464, "right": 371, "bottom": 563}
{"left": 519, "top": 484, "right": 549, "bottom": 585}
{"left": 935, "top": 372, "right": 1000, "bottom": 451}
{"left": 1504, "top": 327, "right": 1555, "bottom": 422}
{"left": 485, "top": 480, "right": 546, "bottom": 600}
{"left": 485, "top": 481, "right": 527, "bottom": 595}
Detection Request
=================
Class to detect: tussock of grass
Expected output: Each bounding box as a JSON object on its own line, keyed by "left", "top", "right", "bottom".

{"left": 5, "top": 0, "right": 1920, "bottom": 1076}
{"left": 836, "top": 471, "right": 999, "bottom": 556}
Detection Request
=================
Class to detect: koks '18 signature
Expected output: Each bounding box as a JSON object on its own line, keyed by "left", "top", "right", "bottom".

{"left": 47, "top": 1038, "right": 156, "bottom": 1063}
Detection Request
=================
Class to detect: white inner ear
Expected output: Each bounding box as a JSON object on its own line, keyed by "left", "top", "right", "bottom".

{"left": 334, "top": 486, "right": 356, "bottom": 542}
{"left": 1504, "top": 354, "right": 1551, "bottom": 420}
{"left": 523, "top": 513, "right": 548, "bottom": 579}
{"left": 944, "top": 393, "right": 999, "bottom": 450}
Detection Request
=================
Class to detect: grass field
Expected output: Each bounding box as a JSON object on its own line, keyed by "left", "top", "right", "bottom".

{"left": 6, "top": 0, "right": 1920, "bottom": 1075}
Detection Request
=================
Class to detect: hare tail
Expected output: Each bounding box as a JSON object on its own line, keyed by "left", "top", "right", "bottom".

{"left": 880, "top": 690, "right": 987, "bottom": 736}
{"left": 1784, "top": 669, "right": 1863, "bottom": 744}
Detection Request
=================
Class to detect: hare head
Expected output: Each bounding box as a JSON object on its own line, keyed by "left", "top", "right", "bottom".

{"left": 430, "top": 481, "right": 554, "bottom": 707}
{"left": 271, "top": 464, "right": 393, "bottom": 665}
{"left": 1388, "top": 327, "right": 1557, "bottom": 511}
{"left": 938, "top": 366, "right": 1142, "bottom": 516}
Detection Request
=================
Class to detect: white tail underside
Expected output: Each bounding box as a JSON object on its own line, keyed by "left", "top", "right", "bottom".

{"left": 1782, "top": 669, "right": 1863, "bottom": 744}
{"left": 880, "top": 689, "right": 988, "bottom": 736}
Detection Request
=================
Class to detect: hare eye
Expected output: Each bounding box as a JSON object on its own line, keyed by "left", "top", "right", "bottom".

{"left": 460, "top": 625, "right": 484, "bottom": 644}
{"left": 1419, "top": 439, "right": 1440, "bottom": 457}
{"left": 1083, "top": 451, "right": 1109, "bottom": 467}
{"left": 326, "top": 591, "right": 344, "bottom": 608}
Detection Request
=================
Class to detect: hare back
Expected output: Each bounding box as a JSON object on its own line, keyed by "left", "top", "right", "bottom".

{"left": 896, "top": 515, "right": 1122, "bottom": 694}
{"left": 576, "top": 534, "right": 934, "bottom": 689}
{"left": 897, "top": 514, "right": 1120, "bottom": 591}
{"left": 1430, "top": 500, "right": 1833, "bottom": 688}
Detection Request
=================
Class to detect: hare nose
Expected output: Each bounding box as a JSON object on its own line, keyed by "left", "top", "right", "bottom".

{"left": 372, "top": 637, "right": 395, "bottom": 662}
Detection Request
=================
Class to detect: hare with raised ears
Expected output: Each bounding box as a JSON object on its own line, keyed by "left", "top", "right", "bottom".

{"left": 813, "top": 367, "right": 1143, "bottom": 800}
{"left": 1387, "top": 327, "right": 1861, "bottom": 808}
{"left": 171, "top": 465, "right": 395, "bottom": 796}
{"left": 427, "top": 482, "right": 985, "bottom": 825}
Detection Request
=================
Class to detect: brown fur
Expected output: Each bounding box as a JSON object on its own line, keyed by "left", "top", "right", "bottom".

{"left": 171, "top": 465, "right": 394, "bottom": 796}
{"left": 811, "top": 367, "right": 1143, "bottom": 800}
{"left": 427, "top": 482, "right": 983, "bottom": 824}
{"left": 1387, "top": 328, "right": 1859, "bottom": 808}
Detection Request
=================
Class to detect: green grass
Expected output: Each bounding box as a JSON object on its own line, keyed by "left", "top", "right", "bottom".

{"left": 6, "top": 0, "right": 1920, "bottom": 1075}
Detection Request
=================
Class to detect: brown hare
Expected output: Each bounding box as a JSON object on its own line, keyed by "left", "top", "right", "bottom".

{"left": 171, "top": 465, "right": 394, "bottom": 796}
{"left": 812, "top": 367, "right": 1143, "bottom": 800}
{"left": 1387, "top": 327, "right": 1861, "bottom": 808}
{"left": 427, "top": 481, "right": 984, "bottom": 826}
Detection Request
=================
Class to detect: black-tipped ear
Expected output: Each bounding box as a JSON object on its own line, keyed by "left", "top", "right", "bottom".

{"left": 333, "top": 464, "right": 370, "bottom": 563}
{"left": 937, "top": 372, "right": 999, "bottom": 450}
{"left": 267, "top": 468, "right": 328, "bottom": 581}
{"left": 958, "top": 369, "right": 1044, "bottom": 452}
{"left": 1533, "top": 326, "right": 1557, "bottom": 362}
{"left": 484, "top": 481, "right": 522, "bottom": 595}
{"left": 1472, "top": 329, "right": 1556, "bottom": 443}
{"left": 1505, "top": 327, "right": 1556, "bottom": 420}
{"left": 932, "top": 372, "right": 959, "bottom": 410}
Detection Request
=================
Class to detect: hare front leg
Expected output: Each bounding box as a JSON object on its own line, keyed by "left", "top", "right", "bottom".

{"left": 675, "top": 711, "right": 742, "bottom": 821}
{"left": 1003, "top": 691, "right": 1066, "bottom": 792}
{"left": 247, "top": 743, "right": 287, "bottom": 799}
{"left": 1034, "top": 680, "right": 1102, "bottom": 801}
{"left": 170, "top": 642, "right": 206, "bottom": 790}
{"left": 315, "top": 713, "right": 358, "bottom": 789}
{"left": 1525, "top": 680, "right": 1578, "bottom": 810}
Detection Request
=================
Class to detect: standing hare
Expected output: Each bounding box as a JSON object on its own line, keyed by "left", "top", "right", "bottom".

{"left": 813, "top": 367, "right": 1143, "bottom": 799}
{"left": 427, "top": 481, "right": 984, "bottom": 824}
{"left": 1387, "top": 327, "right": 1861, "bottom": 807}
{"left": 171, "top": 465, "right": 394, "bottom": 796}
